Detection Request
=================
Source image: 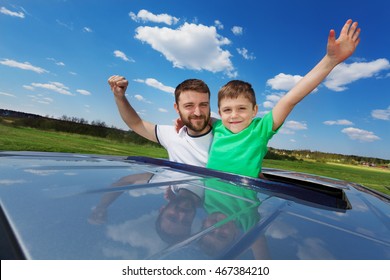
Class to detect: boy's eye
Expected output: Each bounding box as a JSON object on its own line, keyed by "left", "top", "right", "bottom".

{"left": 222, "top": 108, "right": 231, "bottom": 113}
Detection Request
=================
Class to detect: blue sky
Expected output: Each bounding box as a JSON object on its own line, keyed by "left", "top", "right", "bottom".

{"left": 1, "top": 0, "right": 389, "bottom": 159}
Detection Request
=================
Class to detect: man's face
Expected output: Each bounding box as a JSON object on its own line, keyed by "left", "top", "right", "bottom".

{"left": 158, "top": 196, "right": 197, "bottom": 240}
{"left": 174, "top": 90, "right": 211, "bottom": 135}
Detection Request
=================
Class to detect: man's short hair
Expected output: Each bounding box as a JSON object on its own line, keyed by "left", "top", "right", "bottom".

{"left": 174, "top": 79, "right": 210, "bottom": 104}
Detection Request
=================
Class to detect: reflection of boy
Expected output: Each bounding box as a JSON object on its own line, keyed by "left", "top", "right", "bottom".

{"left": 199, "top": 181, "right": 261, "bottom": 257}
{"left": 207, "top": 19, "right": 361, "bottom": 178}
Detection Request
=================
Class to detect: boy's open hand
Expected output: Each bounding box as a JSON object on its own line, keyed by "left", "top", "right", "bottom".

{"left": 327, "top": 19, "right": 361, "bottom": 64}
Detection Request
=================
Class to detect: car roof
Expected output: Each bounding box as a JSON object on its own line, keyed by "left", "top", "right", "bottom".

{"left": 1, "top": 151, "right": 389, "bottom": 260}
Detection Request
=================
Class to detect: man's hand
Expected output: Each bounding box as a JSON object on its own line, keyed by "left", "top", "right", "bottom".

{"left": 327, "top": 19, "right": 361, "bottom": 64}
{"left": 108, "top": 75, "right": 128, "bottom": 97}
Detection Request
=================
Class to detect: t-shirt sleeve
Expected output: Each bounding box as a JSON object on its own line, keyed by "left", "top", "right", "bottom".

{"left": 259, "top": 111, "right": 280, "bottom": 140}
{"left": 155, "top": 124, "right": 176, "bottom": 149}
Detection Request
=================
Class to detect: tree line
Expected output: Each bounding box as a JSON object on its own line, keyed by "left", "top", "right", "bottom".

{"left": 1, "top": 109, "right": 389, "bottom": 166}
{"left": 0, "top": 109, "right": 160, "bottom": 147}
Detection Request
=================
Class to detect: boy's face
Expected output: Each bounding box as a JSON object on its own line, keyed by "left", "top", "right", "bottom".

{"left": 219, "top": 95, "right": 258, "bottom": 133}
{"left": 174, "top": 90, "right": 211, "bottom": 135}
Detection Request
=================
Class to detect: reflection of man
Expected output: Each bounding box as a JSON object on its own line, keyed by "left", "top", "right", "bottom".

{"left": 88, "top": 169, "right": 205, "bottom": 245}
{"left": 88, "top": 173, "right": 155, "bottom": 225}
{"left": 108, "top": 77, "right": 213, "bottom": 167}
{"left": 156, "top": 186, "right": 203, "bottom": 244}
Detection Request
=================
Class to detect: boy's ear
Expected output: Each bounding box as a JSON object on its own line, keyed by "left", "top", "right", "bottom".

{"left": 253, "top": 104, "right": 259, "bottom": 117}
{"left": 218, "top": 109, "right": 222, "bottom": 116}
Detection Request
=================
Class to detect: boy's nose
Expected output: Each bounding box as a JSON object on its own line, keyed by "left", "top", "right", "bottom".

{"left": 231, "top": 109, "right": 238, "bottom": 117}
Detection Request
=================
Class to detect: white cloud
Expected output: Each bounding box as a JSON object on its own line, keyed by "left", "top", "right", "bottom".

{"left": 324, "top": 59, "right": 390, "bottom": 91}
{"left": 262, "top": 93, "right": 283, "bottom": 109}
{"left": 23, "top": 85, "right": 34, "bottom": 91}
{"left": 0, "top": 91, "right": 16, "bottom": 97}
{"left": 158, "top": 108, "right": 168, "bottom": 113}
{"left": 28, "top": 82, "right": 74, "bottom": 96}
{"left": 266, "top": 73, "right": 303, "bottom": 91}
{"left": 231, "top": 26, "right": 243, "bottom": 35}
{"left": 323, "top": 119, "right": 354, "bottom": 126}
{"left": 135, "top": 23, "right": 236, "bottom": 77}
{"left": 133, "top": 94, "right": 151, "bottom": 103}
{"left": 279, "top": 120, "right": 307, "bottom": 134}
{"left": 237, "top": 48, "right": 255, "bottom": 60}
{"left": 371, "top": 106, "right": 390, "bottom": 121}
{"left": 0, "top": 7, "right": 24, "bottom": 18}
{"left": 76, "top": 89, "right": 91, "bottom": 96}
{"left": 0, "top": 59, "right": 48, "bottom": 74}
{"left": 263, "top": 101, "right": 274, "bottom": 109}
{"left": 0, "top": 179, "right": 26, "bottom": 185}
{"left": 106, "top": 211, "right": 165, "bottom": 257}
{"left": 134, "top": 95, "right": 144, "bottom": 101}
{"left": 56, "top": 19, "right": 73, "bottom": 30}
{"left": 83, "top": 27, "right": 93, "bottom": 33}
{"left": 341, "top": 127, "right": 380, "bottom": 142}
{"left": 214, "top": 20, "right": 224, "bottom": 30}
{"left": 129, "top": 9, "right": 179, "bottom": 25}
{"left": 285, "top": 120, "right": 307, "bottom": 130}
{"left": 113, "top": 50, "right": 134, "bottom": 62}
{"left": 47, "top": 57, "right": 65, "bottom": 66}
{"left": 38, "top": 97, "right": 54, "bottom": 104}
{"left": 134, "top": 78, "right": 175, "bottom": 94}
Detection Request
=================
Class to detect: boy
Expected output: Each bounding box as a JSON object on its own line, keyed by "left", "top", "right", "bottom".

{"left": 207, "top": 19, "right": 361, "bottom": 177}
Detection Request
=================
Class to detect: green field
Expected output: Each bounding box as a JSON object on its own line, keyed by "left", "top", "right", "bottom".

{"left": 0, "top": 124, "right": 168, "bottom": 158}
{"left": 1, "top": 123, "right": 389, "bottom": 195}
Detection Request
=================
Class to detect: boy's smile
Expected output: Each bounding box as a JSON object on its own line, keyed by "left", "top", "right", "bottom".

{"left": 219, "top": 96, "right": 258, "bottom": 134}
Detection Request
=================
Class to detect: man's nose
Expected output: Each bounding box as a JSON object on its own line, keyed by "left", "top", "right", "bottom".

{"left": 193, "top": 106, "right": 201, "bottom": 116}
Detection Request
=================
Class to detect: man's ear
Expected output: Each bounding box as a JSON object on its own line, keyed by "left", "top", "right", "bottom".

{"left": 174, "top": 103, "right": 179, "bottom": 114}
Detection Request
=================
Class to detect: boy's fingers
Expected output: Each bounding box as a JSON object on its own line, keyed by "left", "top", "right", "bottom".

{"left": 340, "top": 19, "right": 353, "bottom": 36}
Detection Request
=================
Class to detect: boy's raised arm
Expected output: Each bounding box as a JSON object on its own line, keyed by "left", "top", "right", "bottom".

{"left": 272, "top": 19, "right": 361, "bottom": 131}
{"left": 108, "top": 75, "right": 158, "bottom": 142}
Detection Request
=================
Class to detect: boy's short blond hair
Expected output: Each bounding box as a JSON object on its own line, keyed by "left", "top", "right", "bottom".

{"left": 218, "top": 80, "right": 257, "bottom": 108}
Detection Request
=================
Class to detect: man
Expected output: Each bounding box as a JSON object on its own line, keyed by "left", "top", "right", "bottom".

{"left": 108, "top": 76, "right": 213, "bottom": 167}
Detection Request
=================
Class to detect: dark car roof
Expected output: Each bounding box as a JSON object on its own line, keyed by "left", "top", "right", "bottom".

{"left": 0, "top": 151, "right": 389, "bottom": 260}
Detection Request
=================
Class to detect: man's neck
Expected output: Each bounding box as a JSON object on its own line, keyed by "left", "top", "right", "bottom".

{"left": 186, "top": 124, "right": 211, "bottom": 137}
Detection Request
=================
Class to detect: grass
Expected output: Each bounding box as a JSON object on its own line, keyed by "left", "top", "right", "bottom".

{"left": 1, "top": 123, "right": 389, "bottom": 195}
{"left": 0, "top": 124, "right": 168, "bottom": 158}
{"left": 263, "top": 159, "right": 390, "bottom": 195}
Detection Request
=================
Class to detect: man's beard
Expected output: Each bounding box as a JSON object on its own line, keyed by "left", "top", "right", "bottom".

{"left": 179, "top": 112, "right": 210, "bottom": 133}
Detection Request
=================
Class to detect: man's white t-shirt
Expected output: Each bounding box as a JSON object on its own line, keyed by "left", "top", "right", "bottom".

{"left": 155, "top": 125, "right": 213, "bottom": 167}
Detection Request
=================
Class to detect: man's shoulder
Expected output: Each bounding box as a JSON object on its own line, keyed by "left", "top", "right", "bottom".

{"left": 156, "top": 124, "right": 188, "bottom": 142}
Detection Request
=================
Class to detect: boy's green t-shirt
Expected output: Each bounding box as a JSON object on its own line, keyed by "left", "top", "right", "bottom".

{"left": 207, "top": 111, "right": 277, "bottom": 177}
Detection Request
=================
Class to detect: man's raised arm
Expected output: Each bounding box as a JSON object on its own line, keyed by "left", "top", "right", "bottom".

{"left": 108, "top": 75, "right": 158, "bottom": 142}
